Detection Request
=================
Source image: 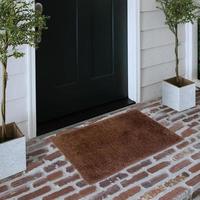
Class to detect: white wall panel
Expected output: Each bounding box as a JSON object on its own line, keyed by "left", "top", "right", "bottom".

{"left": 140, "top": 0, "right": 186, "bottom": 102}
{"left": 141, "top": 0, "right": 157, "bottom": 12}
{"left": 142, "top": 82, "right": 162, "bottom": 102}
{"left": 141, "top": 11, "right": 166, "bottom": 31}
{"left": 141, "top": 26, "right": 185, "bottom": 50}
{"left": 141, "top": 43, "right": 185, "bottom": 68}
{"left": 0, "top": 45, "right": 28, "bottom": 136}
{"left": 142, "top": 59, "right": 185, "bottom": 87}
{"left": 0, "top": 74, "right": 26, "bottom": 101}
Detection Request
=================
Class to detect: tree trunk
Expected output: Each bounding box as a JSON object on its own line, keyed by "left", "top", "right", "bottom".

{"left": 175, "top": 25, "right": 180, "bottom": 85}
{"left": 1, "top": 61, "right": 8, "bottom": 142}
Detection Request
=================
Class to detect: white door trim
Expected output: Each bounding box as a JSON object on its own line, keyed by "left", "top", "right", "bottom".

{"left": 128, "top": 0, "right": 141, "bottom": 103}
{"left": 27, "top": 46, "right": 37, "bottom": 139}
{"left": 27, "top": 0, "right": 141, "bottom": 139}
{"left": 185, "top": 22, "right": 198, "bottom": 80}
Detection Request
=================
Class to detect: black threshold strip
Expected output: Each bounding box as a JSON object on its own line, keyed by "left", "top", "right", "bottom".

{"left": 37, "top": 98, "right": 135, "bottom": 136}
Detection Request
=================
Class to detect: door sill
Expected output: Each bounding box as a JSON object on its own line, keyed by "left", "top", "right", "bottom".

{"left": 37, "top": 98, "right": 135, "bottom": 136}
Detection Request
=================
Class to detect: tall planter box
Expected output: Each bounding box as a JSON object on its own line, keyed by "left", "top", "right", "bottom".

{"left": 162, "top": 77, "right": 196, "bottom": 111}
{"left": 0, "top": 123, "right": 26, "bottom": 180}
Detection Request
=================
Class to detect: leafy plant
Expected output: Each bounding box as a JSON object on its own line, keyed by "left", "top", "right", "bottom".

{"left": 0, "top": 0, "right": 47, "bottom": 142}
{"left": 156, "top": 0, "right": 200, "bottom": 85}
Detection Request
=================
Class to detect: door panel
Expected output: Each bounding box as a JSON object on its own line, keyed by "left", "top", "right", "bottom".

{"left": 36, "top": 0, "right": 128, "bottom": 124}
{"left": 90, "top": 0, "right": 113, "bottom": 78}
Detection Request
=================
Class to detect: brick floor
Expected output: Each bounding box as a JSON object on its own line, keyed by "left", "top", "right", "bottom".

{"left": 0, "top": 90, "right": 200, "bottom": 200}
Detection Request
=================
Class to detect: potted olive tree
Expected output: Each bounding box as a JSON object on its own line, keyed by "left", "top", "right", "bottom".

{"left": 156, "top": 0, "right": 200, "bottom": 111}
{"left": 0, "top": 0, "right": 47, "bottom": 180}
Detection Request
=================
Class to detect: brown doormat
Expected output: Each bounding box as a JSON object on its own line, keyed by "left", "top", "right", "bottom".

{"left": 53, "top": 110, "right": 182, "bottom": 184}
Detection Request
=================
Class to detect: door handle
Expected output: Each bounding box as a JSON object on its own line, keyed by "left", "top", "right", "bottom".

{"left": 35, "top": 3, "right": 43, "bottom": 14}
{"left": 35, "top": 3, "right": 44, "bottom": 45}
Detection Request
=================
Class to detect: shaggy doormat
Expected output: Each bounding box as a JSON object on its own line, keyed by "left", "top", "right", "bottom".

{"left": 53, "top": 109, "right": 182, "bottom": 184}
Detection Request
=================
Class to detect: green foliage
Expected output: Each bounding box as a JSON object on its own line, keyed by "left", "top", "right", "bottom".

{"left": 0, "top": 0, "right": 47, "bottom": 142}
{"left": 0, "top": 0, "right": 48, "bottom": 64}
{"left": 156, "top": 0, "right": 200, "bottom": 34}
{"left": 156, "top": 0, "right": 200, "bottom": 85}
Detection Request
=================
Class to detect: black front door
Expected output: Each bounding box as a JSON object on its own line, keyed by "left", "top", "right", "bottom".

{"left": 36, "top": 0, "right": 128, "bottom": 133}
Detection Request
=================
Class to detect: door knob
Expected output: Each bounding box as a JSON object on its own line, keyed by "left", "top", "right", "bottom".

{"left": 35, "top": 2, "right": 43, "bottom": 14}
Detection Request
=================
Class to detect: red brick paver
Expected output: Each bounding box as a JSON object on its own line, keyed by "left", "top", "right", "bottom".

{"left": 0, "top": 90, "right": 200, "bottom": 199}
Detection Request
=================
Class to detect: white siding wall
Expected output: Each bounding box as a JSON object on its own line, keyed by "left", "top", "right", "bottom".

{"left": 140, "top": 0, "right": 186, "bottom": 102}
{"left": 0, "top": 45, "right": 29, "bottom": 137}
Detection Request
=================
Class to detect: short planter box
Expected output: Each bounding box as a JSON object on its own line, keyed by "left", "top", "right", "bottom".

{"left": 0, "top": 123, "right": 26, "bottom": 180}
{"left": 162, "top": 77, "right": 196, "bottom": 111}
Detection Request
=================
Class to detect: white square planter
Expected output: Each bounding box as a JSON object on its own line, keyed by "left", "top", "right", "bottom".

{"left": 162, "top": 77, "right": 196, "bottom": 111}
{"left": 0, "top": 123, "right": 26, "bottom": 180}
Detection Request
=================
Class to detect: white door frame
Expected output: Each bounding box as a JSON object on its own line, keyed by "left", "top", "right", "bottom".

{"left": 185, "top": 22, "right": 198, "bottom": 80}
{"left": 27, "top": 0, "right": 141, "bottom": 139}
{"left": 128, "top": 0, "right": 141, "bottom": 103}
{"left": 27, "top": 46, "right": 37, "bottom": 140}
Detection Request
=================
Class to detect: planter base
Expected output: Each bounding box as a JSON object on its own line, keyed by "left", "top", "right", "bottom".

{"left": 162, "top": 77, "right": 196, "bottom": 111}
{"left": 0, "top": 123, "right": 26, "bottom": 180}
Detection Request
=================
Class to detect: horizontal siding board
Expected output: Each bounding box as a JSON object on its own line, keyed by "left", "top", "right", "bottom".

{"left": 142, "top": 82, "right": 162, "bottom": 102}
{"left": 140, "top": 0, "right": 186, "bottom": 102}
{"left": 141, "top": 0, "right": 158, "bottom": 12}
{"left": 141, "top": 10, "right": 166, "bottom": 31}
{"left": 0, "top": 44, "right": 28, "bottom": 134}
{"left": 142, "top": 59, "right": 185, "bottom": 87}
{"left": 0, "top": 98, "right": 27, "bottom": 124}
{"left": 6, "top": 98, "right": 28, "bottom": 124}
{"left": 0, "top": 74, "right": 26, "bottom": 101}
{"left": 0, "top": 45, "right": 28, "bottom": 76}
{"left": 141, "top": 43, "right": 185, "bottom": 68}
{"left": 141, "top": 26, "right": 185, "bottom": 50}
{"left": 7, "top": 57, "right": 27, "bottom": 76}
{"left": 0, "top": 57, "right": 27, "bottom": 77}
